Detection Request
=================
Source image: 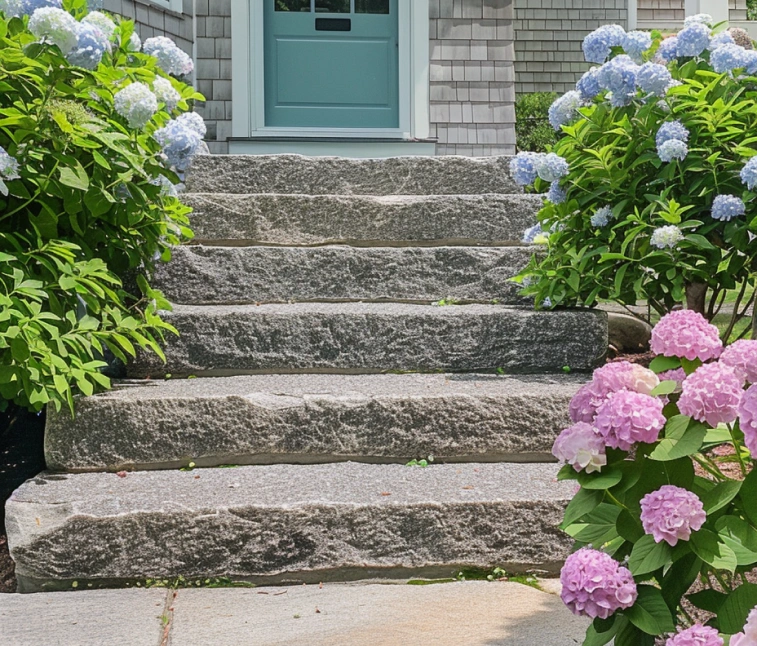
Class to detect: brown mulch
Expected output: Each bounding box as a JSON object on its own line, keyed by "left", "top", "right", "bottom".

{"left": 0, "top": 535, "right": 16, "bottom": 593}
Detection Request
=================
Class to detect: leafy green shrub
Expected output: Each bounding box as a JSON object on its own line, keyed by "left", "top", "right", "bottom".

{"left": 0, "top": 0, "right": 203, "bottom": 413}
{"left": 515, "top": 92, "right": 559, "bottom": 152}
{"left": 515, "top": 23, "right": 756, "bottom": 340}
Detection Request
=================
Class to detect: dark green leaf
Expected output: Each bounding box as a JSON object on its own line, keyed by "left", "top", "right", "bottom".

{"left": 718, "top": 583, "right": 757, "bottom": 633}
{"left": 625, "top": 585, "right": 675, "bottom": 635}
{"left": 690, "top": 529, "right": 737, "bottom": 573}
{"left": 561, "top": 488, "right": 604, "bottom": 528}
{"left": 628, "top": 534, "right": 672, "bottom": 576}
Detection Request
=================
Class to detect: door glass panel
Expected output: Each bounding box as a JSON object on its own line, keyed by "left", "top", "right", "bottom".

{"left": 314, "top": 0, "right": 349, "bottom": 12}
{"left": 355, "top": 0, "right": 389, "bottom": 13}
{"left": 275, "top": 0, "right": 311, "bottom": 11}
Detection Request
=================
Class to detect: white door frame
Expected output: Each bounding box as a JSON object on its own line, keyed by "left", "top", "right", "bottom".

{"left": 230, "top": 0, "right": 429, "bottom": 140}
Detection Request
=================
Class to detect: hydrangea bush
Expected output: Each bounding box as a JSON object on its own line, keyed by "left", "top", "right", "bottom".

{"left": 0, "top": 0, "right": 206, "bottom": 412}
{"left": 514, "top": 17, "right": 757, "bottom": 339}
{"left": 555, "top": 310, "right": 757, "bottom": 645}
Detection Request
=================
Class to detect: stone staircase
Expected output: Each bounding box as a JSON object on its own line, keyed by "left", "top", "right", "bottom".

{"left": 5, "top": 154, "right": 607, "bottom": 593}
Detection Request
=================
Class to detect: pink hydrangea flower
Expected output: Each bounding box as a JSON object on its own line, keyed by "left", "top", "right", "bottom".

{"left": 640, "top": 485, "right": 706, "bottom": 546}
{"left": 560, "top": 548, "right": 637, "bottom": 619}
{"left": 720, "top": 339, "right": 757, "bottom": 384}
{"left": 651, "top": 310, "right": 723, "bottom": 361}
{"left": 569, "top": 361, "right": 660, "bottom": 423}
{"left": 659, "top": 367, "right": 687, "bottom": 388}
{"left": 594, "top": 390, "right": 666, "bottom": 450}
{"left": 666, "top": 625, "right": 723, "bottom": 646}
{"left": 678, "top": 362, "right": 743, "bottom": 427}
{"left": 731, "top": 606, "right": 757, "bottom": 646}
{"left": 552, "top": 422, "right": 607, "bottom": 473}
{"left": 739, "top": 384, "right": 757, "bottom": 458}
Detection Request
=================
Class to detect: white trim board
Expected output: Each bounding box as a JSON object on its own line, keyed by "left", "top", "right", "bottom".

{"left": 230, "top": 0, "right": 430, "bottom": 140}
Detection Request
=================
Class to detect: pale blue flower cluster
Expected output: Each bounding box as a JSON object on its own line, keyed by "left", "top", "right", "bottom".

{"left": 676, "top": 23, "right": 710, "bottom": 57}
{"left": 622, "top": 30, "right": 652, "bottom": 62}
{"left": 582, "top": 24, "right": 626, "bottom": 64}
{"left": 740, "top": 157, "right": 757, "bottom": 190}
{"left": 143, "top": 36, "right": 194, "bottom": 77}
{"left": 536, "top": 152, "right": 569, "bottom": 182}
{"left": 711, "top": 194, "right": 746, "bottom": 221}
{"left": 711, "top": 43, "right": 750, "bottom": 74}
{"left": 656, "top": 120, "right": 689, "bottom": 147}
{"left": 82, "top": 10, "right": 116, "bottom": 40}
{"left": 709, "top": 31, "right": 734, "bottom": 51}
{"left": 0, "top": 145, "right": 20, "bottom": 196}
{"left": 150, "top": 175, "right": 182, "bottom": 198}
{"left": 176, "top": 111, "right": 207, "bottom": 137}
{"left": 635, "top": 62, "right": 672, "bottom": 96}
{"left": 154, "top": 118, "right": 203, "bottom": 171}
{"left": 22, "top": 0, "right": 60, "bottom": 13}
{"left": 28, "top": 6, "right": 79, "bottom": 54}
{"left": 657, "top": 139, "right": 688, "bottom": 163}
{"left": 547, "top": 181, "right": 567, "bottom": 204}
{"left": 657, "top": 37, "right": 679, "bottom": 62}
{"left": 153, "top": 77, "right": 181, "bottom": 112}
{"left": 522, "top": 223, "right": 544, "bottom": 244}
{"left": 548, "top": 90, "right": 582, "bottom": 130}
{"left": 127, "top": 31, "right": 141, "bottom": 52}
{"left": 650, "top": 225, "right": 684, "bottom": 249}
{"left": 590, "top": 205, "right": 613, "bottom": 227}
{"left": 114, "top": 82, "right": 158, "bottom": 129}
{"left": 596, "top": 54, "right": 639, "bottom": 107}
{"left": 509, "top": 152, "right": 540, "bottom": 186}
{"left": 67, "top": 22, "right": 108, "bottom": 69}
{"left": 684, "top": 13, "right": 713, "bottom": 27}
{"left": 576, "top": 67, "right": 601, "bottom": 100}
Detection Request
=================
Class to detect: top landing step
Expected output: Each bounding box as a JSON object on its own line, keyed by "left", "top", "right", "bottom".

{"left": 185, "top": 154, "right": 520, "bottom": 196}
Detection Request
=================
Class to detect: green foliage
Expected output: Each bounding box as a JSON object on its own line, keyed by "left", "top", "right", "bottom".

{"left": 515, "top": 92, "right": 559, "bottom": 152}
{"left": 0, "top": 0, "right": 202, "bottom": 413}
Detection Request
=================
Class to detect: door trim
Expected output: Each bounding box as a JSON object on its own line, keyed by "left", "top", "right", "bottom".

{"left": 230, "top": 0, "right": 429, "bottom": 140}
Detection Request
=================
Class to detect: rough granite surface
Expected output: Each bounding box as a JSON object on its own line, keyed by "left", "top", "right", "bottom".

{"left": 182, "top": 193, "right": 541, "bottom": 246}
{"left": 186, "top": 154, "right": 520, "bottom": 195}
{"left": 126, "top": 303, "right": 608, "bottom": 377}
{"left": 153, "top": 245, "right": 535, "bottom": 305}
{"left": 44, "top": 373, "right": 584, "bottom": 471}
{"left": 6, "top": 463, "right": 573, "bottom": 585}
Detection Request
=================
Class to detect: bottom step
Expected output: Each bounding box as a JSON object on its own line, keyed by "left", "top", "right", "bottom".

{"left": 6, "top": 463, "right": 573, "bottom": 592}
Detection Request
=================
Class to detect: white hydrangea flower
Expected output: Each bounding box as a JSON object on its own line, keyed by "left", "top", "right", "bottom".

{"left": 650, "top": 225, "right": 684, "bottom": 249}
{"left": 82, "top": 11, "right": 116, "bottom": 40}
{"left": 127, "top": 30, "right": 141, "bottom": 52}
{"left": 0, "top": 0, "right": 25, "bottom": 17}
{"left": 153, "top": 77, "right": 181, "bottom": 112}
{"left": 28, "top": 7, "right": 79, "bottom": 54}
{"left": 0, "top": 146, "right": 20, "bottom": 180}
{"left": 684, "top": 13, "right": 713, "bottom": 27}
{"left": 143, "top": 36, "right": 194, "bottom": 77}
{"left": 114, "top": 82, "right": 158, "bottom": 129}
{"left": 176, "top": 111, "right": 206, "bottom": 137}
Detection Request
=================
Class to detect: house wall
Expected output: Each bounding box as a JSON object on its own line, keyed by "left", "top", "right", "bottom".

{"left": 731, "top": 0, "right": 748, "bottom": 21}
{"left": 513, "top": 0, "right": 628, "bottom": 95}
{"left": 636, "top": 0, "right": 685, "bottom": 24}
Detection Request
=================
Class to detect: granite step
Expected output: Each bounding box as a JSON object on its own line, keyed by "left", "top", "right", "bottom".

{"left": 126, "top": 303, "right": 607, "bottom": 378}
{"left": 44, "top": 373, "right": 584, "bottom": 472}
{"left": 154, "top": 245, "right": 535, "bottom": 305}
{"left": 182, "top": 193, "right": 541, "bottom": 246}
{"left": 6, "top": 462, "right": 573, "bottom": 592}
{"left": 186, "top": 154, "right": 520, "bottom": 195}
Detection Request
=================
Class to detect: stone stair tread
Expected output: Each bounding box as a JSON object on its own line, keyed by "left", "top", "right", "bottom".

{"left": 45, "top": 373, "right": 584, "bottom": 472}
{"left": 186, "top": 154, "right": 520, "bottom": 195}
{"left": 155, "top": 245, "right": 535, "bottom": 305}
{"left": 127, "top": 303, "right": 607, "bottom": 378}
{"left": 182, "top": 193, "right": 541, "bottom": 246}
{"left": 6, "top": 462, "right": 573, "bottom": 590}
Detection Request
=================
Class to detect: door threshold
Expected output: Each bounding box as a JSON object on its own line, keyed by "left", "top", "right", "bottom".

{"left": 228, "top": 138, "right": 438, "bottom": 158}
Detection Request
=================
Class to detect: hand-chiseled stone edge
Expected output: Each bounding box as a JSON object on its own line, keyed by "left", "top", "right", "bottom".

{"left": 126, "top": 303, "right": 608, "bottom": 378}
{"left": 7, "top": 463, "right": 573, "bottom": 583}
{"left": 185, "top": 154, "right": 520, "bottom": 195}
{"left": 182, "top": 193, "right": 542, "bottom": 246}
{"left": 153, "top": 245, "right": 535, "bottom": 305}
{"left": 44, "top": 373, "right": 584, "bottom": 471}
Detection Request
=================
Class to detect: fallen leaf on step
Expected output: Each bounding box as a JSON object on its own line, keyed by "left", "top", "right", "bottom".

{"left": 116, "top": 471, "right": 127, "bottom": 478}
{"left": 462, "top": 485, "right": 474, "bottom": 490}
{"left": 380, "top": 492, "right": 391, "bottom": 496}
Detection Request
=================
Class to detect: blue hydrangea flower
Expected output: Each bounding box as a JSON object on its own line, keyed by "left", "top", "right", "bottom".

{"left": 657, "top": 139, "right": 688, "bottom": 163}
{"left": 657, "top": 37, "right": 678, "bottom": 62}
{"left": 536, "top": 153, "right": 569, "bottom": 182}
{"left": 582, "top": 24, "right": 626, "bottom": 64}
{"left": 0, "top": 146, "right": 20, "bottom": 197}
{"left": 67, "top": 22, "right": 108, "bottom": 69}
{"left": 711, "top": 194, "right": 746, "bottom": 221}
{"left": 143, "top": 36, "right": 194, "bottom": 77}
{"left": 743, "top": 50, "right": 757, "bottom": 75}
{"left": 28, "top": 6, "right": 79, "bottom": 54}
{"left": 576, "top": 67, "right": 602, "bottom": 100}
{"left": 740, "top": 157, "right": 757, "bottom": 189}
{"left": 711, "top": 43, "right": 749, "bottom": 73}
{"left": 548, "top": 90, "right": 582, "bottom": 130}
{"left": 650, "top": 225, "right": 684, "bottom": 249}
{"left": 22, "top": 0, "right": 61, "bottom": 13}
{"left": 684, "top": 13, "right": 713, "bottom": 27}
{"left": 635, "top": 62, "right": 672, "bottom": 96}
{"left": 509, "top": 152, "right": 540, "bottom": 186}
{"left": 154, "top": 119, "right": 203, "bottom": 171}
{"left": 676, "top": 23, "right": 710, "bottom": 58}
{"left": 622, "top": 30, "right": 652, "bottom": 62}
{"left": 655, "top": 120, "right": 689, "bottom": 147}
{"left": 547, "top": 181, "right": 566, "bottom": 204}
{"left": 114, "top": 82, "right": 158, "bottom": 129}
{"left": 522, "top": 223, "right": 544, "bottom": 244}
{"left": 709, "top": 31, "right": 735, "bottom": 51}
{"left": 597, "top": 55, "right": 639, "bottom": 107}
{"left": 176, "top": 110, "right": 207, "bottom": 137}
{"left": 591, "top": 205, "right": 613, "bottom": 227}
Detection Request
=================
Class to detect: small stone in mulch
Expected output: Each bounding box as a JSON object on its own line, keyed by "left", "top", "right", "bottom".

{"left": 0, "top": 535, "right": 16, "bottom": 594}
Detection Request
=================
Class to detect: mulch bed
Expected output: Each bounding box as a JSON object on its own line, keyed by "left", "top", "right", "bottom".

{"left": 0, "top": 535, "right": 15, "bottom": 593}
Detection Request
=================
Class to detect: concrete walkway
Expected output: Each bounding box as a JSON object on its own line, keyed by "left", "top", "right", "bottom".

{"left": 0, "top": 580, "right": 589, "bottom": 645}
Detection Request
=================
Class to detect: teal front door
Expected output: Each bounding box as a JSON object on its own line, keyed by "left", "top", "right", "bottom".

{"left": 264, "top": 0, "right": 400, "bottom": 129}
